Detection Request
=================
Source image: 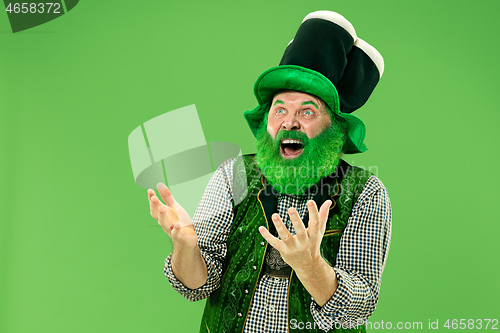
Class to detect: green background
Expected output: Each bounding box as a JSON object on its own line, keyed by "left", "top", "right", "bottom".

{"left": 1, "top": 1, "right": 499, "bottom": 332}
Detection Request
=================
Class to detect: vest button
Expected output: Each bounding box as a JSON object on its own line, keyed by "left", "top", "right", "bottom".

{"left": 252, "top": 265, "right": 257, "bottom": 271}
{"left": 237, "top": 312, "right": 243, "bottom": 317}
{"left": 260, "top": 241, "right": 265, "bottom": 246}
{"left": 244, "top": 289, "right": 249, "bottom": 294}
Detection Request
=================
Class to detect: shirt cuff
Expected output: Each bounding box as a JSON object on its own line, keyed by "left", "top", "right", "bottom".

{"left": 164, "top": 251, "right": 221, "bottom": 302}
{"left": 309, "top": 269, "right": 372, "bottom": 330}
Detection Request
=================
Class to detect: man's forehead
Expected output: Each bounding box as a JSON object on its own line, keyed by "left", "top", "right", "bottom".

{"left": 271, "top": 90, "right": 323, "bottom": 109}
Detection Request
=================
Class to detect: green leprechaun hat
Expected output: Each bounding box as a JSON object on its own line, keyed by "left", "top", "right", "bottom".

{"left": 244, "top": 11, "right": 384, "bottom": 154}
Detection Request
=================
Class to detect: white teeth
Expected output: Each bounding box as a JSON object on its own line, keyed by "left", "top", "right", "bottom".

{"left": 281, "top": 139, "right": 302, "bottom": 144}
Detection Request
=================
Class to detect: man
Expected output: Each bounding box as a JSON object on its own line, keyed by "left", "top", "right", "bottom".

{"left": 148, "top": 11, "right": 391, "bottom": 333}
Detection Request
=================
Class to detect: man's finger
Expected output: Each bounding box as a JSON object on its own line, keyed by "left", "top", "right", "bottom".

{"left": 158, "top": 205, "right": 173, "bottom": 236}
{"left": 258, "top": 226, "right": 282, "bottom": 251}
{"left": 157, "top": 182, "right": 176, "bottom": 207}
{"left": 147, "top": 189, "right": 155, "bottom": 203}
{"left": 307, "top": 200, "right": 332, "bottom": 236}
{"left": 287, "top": 207, "right": 307, "bottom": 242}
{"left": 271, "top": 213, "right": 294, "bottom": 243}
{"left": 150, "top": 195, "right": 160, "bottom": 220}
{"left": 318, "top": 200, "right": 332, "bottom": 234}
{"left": 306, "top": 200, "right": 321, "bottom": 236}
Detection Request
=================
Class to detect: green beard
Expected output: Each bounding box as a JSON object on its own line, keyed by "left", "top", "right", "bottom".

{"left": 255, "top": 124, "right": 345, "bottom": 195}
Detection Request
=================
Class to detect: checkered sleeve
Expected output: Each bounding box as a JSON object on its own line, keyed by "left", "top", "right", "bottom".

{"left": 310, "top": 175, "right": 392, "bottom": 330}
{"left": 164, "top": 158, "right": 236, "bottom": 301}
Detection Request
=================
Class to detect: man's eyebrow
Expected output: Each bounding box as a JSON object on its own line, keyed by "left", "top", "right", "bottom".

{"left": 301, "top": 101, "right": 319, "bottom": 108}
{"left": 273, "top": 100, "right": 285, "bottom": 106}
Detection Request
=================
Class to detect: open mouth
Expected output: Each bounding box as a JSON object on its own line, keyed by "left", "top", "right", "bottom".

{"left": 280, "top": 139, "right": 304, "bottom": 159}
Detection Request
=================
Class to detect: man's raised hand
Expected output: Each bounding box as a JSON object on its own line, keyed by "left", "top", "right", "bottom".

{"left": 147, "top": 183, "right": 198, "bottom": 249}
{"left": 258, "top": 199, "right": 332, "bottom": 273}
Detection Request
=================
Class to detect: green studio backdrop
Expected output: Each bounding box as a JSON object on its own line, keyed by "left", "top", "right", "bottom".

{"left": 1, "top": 1, "right": 499, "bottom": 332}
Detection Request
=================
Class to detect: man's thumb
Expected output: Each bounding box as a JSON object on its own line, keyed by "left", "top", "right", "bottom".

{"left": 156, "top": 182, "right": 176, "bottom": 207}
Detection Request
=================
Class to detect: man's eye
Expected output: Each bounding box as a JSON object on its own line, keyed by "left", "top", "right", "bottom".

{"left": 277, "top": 109, "right": 286, "bottom": 114}
{"left": 303, "top": 110, "right": 313, "bottom": 116}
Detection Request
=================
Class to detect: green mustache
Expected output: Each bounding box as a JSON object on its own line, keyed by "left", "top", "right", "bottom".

{"left": 274, "top": 130, "right": 310, "bottom": 147}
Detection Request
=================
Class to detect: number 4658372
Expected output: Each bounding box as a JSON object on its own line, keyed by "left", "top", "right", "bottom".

{"left": 5, "top": 3, "right": 61, "bottom": 14}
{"left": 444, "top": 319, "right": 498, "bottom": 330}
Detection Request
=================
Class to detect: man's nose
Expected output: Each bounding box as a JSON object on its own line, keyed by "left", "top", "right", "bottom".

{"left": 281, "top": 113, "right": 300, "bottom": 131}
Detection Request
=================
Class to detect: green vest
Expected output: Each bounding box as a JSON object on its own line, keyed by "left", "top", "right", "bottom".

{"left": 200, "top": 155, "right": 372, "bottom": 333}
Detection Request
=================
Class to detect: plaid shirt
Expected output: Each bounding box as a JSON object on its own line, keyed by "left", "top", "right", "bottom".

{"left": 164, "top": 158, "right": 392, "bottom": 332}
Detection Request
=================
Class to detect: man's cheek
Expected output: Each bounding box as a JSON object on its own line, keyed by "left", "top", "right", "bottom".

{"left": 266, "top": 125, "right": 276, "bottom": 139}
